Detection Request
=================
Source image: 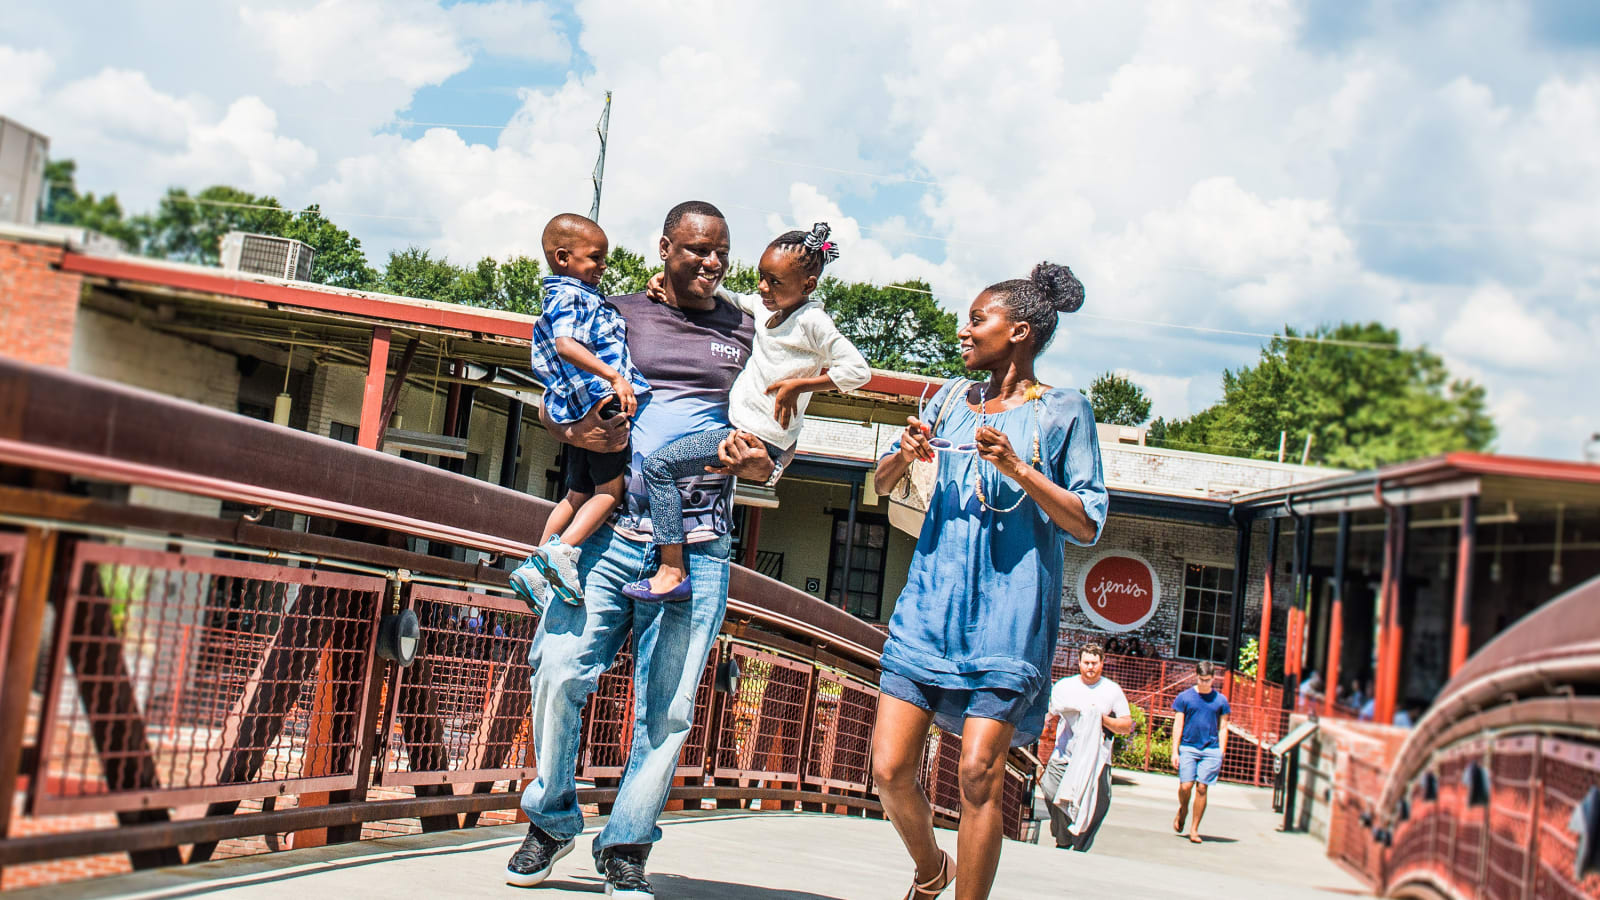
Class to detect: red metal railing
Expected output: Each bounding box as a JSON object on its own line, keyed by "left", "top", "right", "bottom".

{"left": 1319, "top": 573, "right": 1600, "bottom": 900}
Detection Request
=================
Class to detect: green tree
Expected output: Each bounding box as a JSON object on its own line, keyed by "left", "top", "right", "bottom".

{"left": 380, "top": 248, "right": 542, "bottom": 314}
{"left": 1087, "top": 371, "right": 1152, "bottom": 426}
{"left": 279, "top": 205, "right": 378, "bottom": 290}
{"left": 137, "top": 186, "right": 377, "bottom": 289}
{"left": 720, "top": 260, "right": 760, "bottom": 295}
{"left": 1160, "top": 322, "right": 1495, "bottom": 467}
{"left": 598, "top": 246, "right": 661, "bottom": 296}
{"left": 38, "top": 160, "right": 141, "bottom": 248}
{"left": 817, "top": 277, "right": 963, "bottom": 377}
{"left": 137, "top": 185, "right": 291, "bottom": 264}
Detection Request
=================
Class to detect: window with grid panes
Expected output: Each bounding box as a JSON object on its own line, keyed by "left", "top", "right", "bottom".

{"left": 827, "top": 513, "right": 888, "bottom": 621}
{"left": 1176, "top": 562, "right": 1234, "bottom": 664}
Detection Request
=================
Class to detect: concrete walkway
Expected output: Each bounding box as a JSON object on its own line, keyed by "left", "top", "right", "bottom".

{"left": 17, "top": 771, "right": 1373, "bottom": 899}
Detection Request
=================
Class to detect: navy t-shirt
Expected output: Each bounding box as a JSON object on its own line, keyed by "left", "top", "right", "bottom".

{"left": 1173, "top": 687, "right": 1231, "bottom": 750}
{"left": 607, "top": 291, "right": 755, "bottom": 544}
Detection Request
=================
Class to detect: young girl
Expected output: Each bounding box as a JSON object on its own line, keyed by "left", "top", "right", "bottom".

{"left": 622, "top": 223, "right": 870, "bottom": 602}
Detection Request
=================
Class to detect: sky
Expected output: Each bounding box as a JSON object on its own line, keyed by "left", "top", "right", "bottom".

{"left": 3, "top": 0, "right": 1598, "bottom": 460}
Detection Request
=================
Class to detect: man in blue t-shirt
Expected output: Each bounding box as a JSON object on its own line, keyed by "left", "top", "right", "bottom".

{"left": 505, "top": 201, "right": 780, "bottom": 899}
{"left": 1170, "top": 659, "right": 1231, "bottom": 844}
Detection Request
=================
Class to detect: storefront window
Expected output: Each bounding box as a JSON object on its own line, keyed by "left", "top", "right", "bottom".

{"left": 1177, "top": 562, "right": 1235, "bottom": 663}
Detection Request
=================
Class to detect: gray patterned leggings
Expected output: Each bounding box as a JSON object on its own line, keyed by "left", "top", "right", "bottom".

{"left": 643, "top": 428, "right": 781, "bottom": 546}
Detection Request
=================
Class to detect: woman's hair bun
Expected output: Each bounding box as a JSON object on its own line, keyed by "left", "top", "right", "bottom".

{"left": 1030, "top": 261, "right": 1084, "bottom": 314}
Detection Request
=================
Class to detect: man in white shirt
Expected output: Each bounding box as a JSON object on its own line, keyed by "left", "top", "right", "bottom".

{"left": 1038, "top": 642, "right": 1134, "bottom": 850}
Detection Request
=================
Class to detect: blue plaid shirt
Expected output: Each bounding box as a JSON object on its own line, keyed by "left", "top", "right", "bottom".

{"left": 529, "top": 275, "right": 650, "bottom": 424}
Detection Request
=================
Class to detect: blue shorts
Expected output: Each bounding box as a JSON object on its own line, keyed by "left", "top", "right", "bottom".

{"left": 1178, "top": 745, "right": 1223, "bottom": 785}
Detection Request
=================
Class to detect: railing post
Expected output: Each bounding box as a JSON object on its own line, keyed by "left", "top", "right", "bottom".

{"left": 0, "top": 527, "right": 58, "bottom": 888}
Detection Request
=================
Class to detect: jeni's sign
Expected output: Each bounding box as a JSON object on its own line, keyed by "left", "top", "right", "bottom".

{"left": 1076, "top": 551, "right": 1161, "bottom": 632}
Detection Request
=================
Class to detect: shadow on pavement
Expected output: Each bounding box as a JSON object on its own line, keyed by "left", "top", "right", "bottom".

{"left": 543, "top": 873, "right": 845, "bottom": 899}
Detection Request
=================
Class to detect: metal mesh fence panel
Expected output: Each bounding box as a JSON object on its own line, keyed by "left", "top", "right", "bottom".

{"left": 804, "top": 670, "right": 877, "bottom": 793}
{"left": 1534, "top": 736, "right": 1600, "bottom": 899}
{"left": 32, "top": 544, "right": 383, "bottom": 814}
{"left": 376, "top": 585, "right": 538, "bottom": 787}
{"left": 714, "top": 645, "right": 812, "bottom": 781}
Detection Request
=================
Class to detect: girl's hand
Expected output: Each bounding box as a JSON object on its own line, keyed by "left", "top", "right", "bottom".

{"left": 898, "top": 416, "right": 934, "bottom": 463}
{"left": 766, "top": 378, "right": 805, "bottom": 429}
{"left": 975, "top": 426, "right": 1025, "bottom": 478}
{"left": 645, "top": 271, "right": 667, "bottom": 302}
{"left": 610, "top": 378, "right": 638, "bottom": 418}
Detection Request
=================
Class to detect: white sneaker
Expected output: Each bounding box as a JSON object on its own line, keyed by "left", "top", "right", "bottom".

{"left": 531, "top": 536, "right": 584, "bottom": 605}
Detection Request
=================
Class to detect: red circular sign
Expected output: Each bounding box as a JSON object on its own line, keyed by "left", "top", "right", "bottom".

{"left": 1076, "top": 552, "right": 1161, "bottom": 632}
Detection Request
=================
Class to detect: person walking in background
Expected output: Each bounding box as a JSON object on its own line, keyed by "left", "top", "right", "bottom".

{"left": 1171, "top": 660, "right": 1230, "bottom": 844}
{"left": 1039, "top": 643, "right": 1132, "bottom": 852}
{"left": 868, "top": 262, "right": 1108, "bottom": 900}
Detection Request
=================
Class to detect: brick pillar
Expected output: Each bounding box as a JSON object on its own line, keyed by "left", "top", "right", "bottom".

{"left": 0, "top": 237, "right": 83, "bottom": 367}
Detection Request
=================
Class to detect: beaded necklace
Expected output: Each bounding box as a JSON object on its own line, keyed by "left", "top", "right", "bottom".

{"left": 973, "top": 381, "right": 1043, "bottom": 513}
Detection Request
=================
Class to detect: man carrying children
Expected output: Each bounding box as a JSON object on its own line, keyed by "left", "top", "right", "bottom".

{"left": 505, "top": 202, "right": 777, "bottom": 899}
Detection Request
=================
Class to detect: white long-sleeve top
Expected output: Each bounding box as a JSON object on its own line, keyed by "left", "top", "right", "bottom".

{"left": 724, "top": 293, "right": 871, "bottom": 450}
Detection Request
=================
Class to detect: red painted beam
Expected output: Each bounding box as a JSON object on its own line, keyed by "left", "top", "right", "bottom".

{"left": 59, "top": 252, "right": 534, "bottom": 340}
{"left": 1257, "top": 522, "right": 1276, "bottom": 688}
{"left": 357, "top": 327, "right": 391, "bottom": 450}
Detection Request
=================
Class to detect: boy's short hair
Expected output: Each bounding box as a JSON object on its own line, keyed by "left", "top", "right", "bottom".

{"left": 1080, "top": 641, "right": 1105, "bottom": 660}
{"left": 1194, "top": 660, "right": 1215, "bottom": 677}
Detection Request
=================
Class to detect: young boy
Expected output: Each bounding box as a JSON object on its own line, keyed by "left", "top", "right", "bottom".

{"left": 511, "top": 214, "right": 649, "bottom": 611}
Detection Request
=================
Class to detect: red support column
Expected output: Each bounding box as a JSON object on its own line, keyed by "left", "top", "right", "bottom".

{"left": 1323, "top": 511, "right": 1350, "bottom": 719}
{"left": 1375, "top": 504, "right": 1409, "bottom": 726}
{"left": 1258, "top": 519, "right": 1279, "bottom": 688}
{"left": 1449, "top": 495, "right": 1479, "bottom": 678}
{"left": 357, "top": 326, "right": 392, "bottom": 450}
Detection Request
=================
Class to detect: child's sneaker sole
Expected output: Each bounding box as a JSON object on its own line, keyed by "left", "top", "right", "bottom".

{"left": 530, "top": 552, "right": 583, "bottom": 606}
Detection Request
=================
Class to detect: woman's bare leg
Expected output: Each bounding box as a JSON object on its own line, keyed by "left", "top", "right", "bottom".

{"left": 871, "top": 693, "right": 944, "bottom": 882}
{"left": 953, "top": 716, "right": 1015, "bottom": 900}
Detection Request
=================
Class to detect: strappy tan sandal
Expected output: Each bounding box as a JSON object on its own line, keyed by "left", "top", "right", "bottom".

{"left": 903, "top": 849, "right": 954, "bottom": 900}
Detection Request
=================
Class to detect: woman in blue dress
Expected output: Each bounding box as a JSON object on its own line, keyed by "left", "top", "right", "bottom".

{"left": 871, "top": 262, "right": 1108, "bottom": 900}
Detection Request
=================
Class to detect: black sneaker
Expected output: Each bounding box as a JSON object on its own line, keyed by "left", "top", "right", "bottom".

{"left": 597, "top": 844, "right": 653, "bottom": 899}
{"left": 504, "top": 823, "right": 573, "bottom": 887}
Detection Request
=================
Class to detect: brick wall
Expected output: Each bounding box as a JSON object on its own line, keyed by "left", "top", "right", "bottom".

{"left": 1101, "top": 442, "right": 1333, "bottom": 497}
{"left": 0, "top": 236, "right": 82, "bottom": 368}
{"left": 70, "top": 309, "right": 240, "bottom": 411}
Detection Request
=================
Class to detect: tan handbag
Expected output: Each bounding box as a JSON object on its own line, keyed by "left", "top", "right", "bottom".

{"left": 887, "top": 380, "right": 964, "bottom": 536}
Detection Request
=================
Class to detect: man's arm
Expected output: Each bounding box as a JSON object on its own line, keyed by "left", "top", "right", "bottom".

{"left": 1170, "top": 710, "right": 1185, "bottom": 767}
{"left": 538, "top": 396, "right": 629, "bottom": 453}
{"left": 1101, "top": 708, "right": 1134, "bottom": 736}
{"left": 1218, "top": 714, "right": 1229, "bottom": 756}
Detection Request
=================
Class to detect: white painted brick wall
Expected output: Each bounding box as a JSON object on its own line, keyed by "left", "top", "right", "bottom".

{"left": 1058, "top": 513, "right": 1287, "bottom": 661}
{"left": 70, "top": 310, "right": 239, "bottom": 412}
{"left": 1100, "top": 443, "right": 1335, "bottom": 498}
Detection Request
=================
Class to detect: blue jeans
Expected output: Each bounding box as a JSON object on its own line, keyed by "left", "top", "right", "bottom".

{"left": 519, "top": 525, "right": 731, "bottom": 849}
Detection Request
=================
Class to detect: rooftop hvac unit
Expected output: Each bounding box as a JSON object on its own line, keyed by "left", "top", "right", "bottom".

{"left": 220, "top": 231, "right": 315, "bottom": 281}
{"left": 0, "top": 117, "right": 49, "bottom": 226}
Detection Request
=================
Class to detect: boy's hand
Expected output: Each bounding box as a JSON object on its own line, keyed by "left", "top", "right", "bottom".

{"left": 767, "top": 378, "right": 805, "bottom": 429}
{"left": 610, "top": 378, "right": 638, "bottom": 418}
{"left": 645, "top": 272, "right": 667, "bottom": 303}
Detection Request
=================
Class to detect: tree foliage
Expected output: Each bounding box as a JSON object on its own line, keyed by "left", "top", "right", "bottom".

{"left": 1155, "top": 323, "right": 1495, "bottom": 467}
{"left": 816, "top": 277, "right": 964, "bottom": 377}
{"left": 597, "top": 246, "right": 661, "bottom": 297}
{"left": 39, "top": 160, "right": 141, "bottom": 248}
{"left": 1087, "top": 371, "right": 1152, "bottom": 426}
{"left": 379, "top": 248, "right": 542, "bottom": 315}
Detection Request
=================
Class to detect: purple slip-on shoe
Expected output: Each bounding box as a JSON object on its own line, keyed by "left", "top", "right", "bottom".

{"left": 620, "top": 578, "right": 692, "bottom": 602}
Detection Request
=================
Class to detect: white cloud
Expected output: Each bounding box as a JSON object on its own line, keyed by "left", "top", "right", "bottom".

{"left": 11, "top": 2, "right": 1600, "bottom": 459}
{"left": 448, "top": 1, "right": 569, "bottom": 63}
{"left": 239, "top": 0, "right": 469, "bottom": 91}
{"left": 0, "top": 46, "right": 53, "bottom": 111}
